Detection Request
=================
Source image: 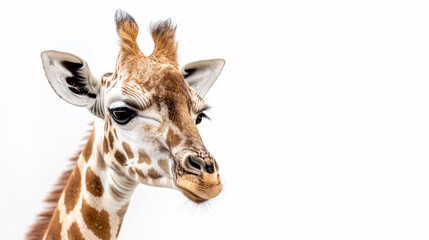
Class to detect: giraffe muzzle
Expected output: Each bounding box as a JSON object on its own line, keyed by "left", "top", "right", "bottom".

{"left": 174, "top": 152, "right": 222, "bottom": 203}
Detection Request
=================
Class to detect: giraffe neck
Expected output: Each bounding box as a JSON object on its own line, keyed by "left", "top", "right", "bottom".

{"left": 44, "top": 119, "right": 138, "bottom": 240}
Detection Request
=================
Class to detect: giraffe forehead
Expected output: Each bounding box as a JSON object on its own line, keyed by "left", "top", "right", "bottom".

{"left": 117, "top": 68, "right": 192, "bottom": 110}
{"left": 123, "top": 66, "right": 187, "bottom": 93}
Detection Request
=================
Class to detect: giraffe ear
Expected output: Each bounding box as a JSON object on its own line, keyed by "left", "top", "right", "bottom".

{"left": 181, "top": 59, "right": 225, "bottom": 98}
{"left": 41, "top": 50, "right": 101, "bottom": 108}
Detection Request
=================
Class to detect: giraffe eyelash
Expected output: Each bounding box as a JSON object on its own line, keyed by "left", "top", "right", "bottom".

{"left": 198, "top": 112, "right": 210, "bottom": 120}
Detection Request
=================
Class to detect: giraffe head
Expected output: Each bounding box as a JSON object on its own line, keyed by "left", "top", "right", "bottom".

{"left": 41, "top": 10, "right": 224, "bottom": 203}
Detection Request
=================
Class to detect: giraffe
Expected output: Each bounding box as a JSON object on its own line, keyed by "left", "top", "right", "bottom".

{"left": 26, "top": 9, "right": 225, "bottom": 240}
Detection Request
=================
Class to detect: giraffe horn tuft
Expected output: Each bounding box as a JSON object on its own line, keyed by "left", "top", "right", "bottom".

{"left": 149, "top": 18, "right": 179, "bottom": 69}
{"left": 115, "top": 9, "right": 141, "bottom": 56}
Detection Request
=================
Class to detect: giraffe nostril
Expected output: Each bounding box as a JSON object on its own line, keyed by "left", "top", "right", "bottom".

{"left": 188, "top": 157, "right": 202, "bottom": 171}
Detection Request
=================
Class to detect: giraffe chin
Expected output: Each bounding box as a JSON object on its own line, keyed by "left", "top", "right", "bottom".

{"left": 175, "top": 175, "right": 222, "bottom": 204}
{"left": 178, "top": 187, "right": 208, "bottom": 203}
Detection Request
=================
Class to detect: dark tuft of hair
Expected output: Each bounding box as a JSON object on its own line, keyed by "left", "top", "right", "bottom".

{"left": 114, "top": 9, "right": 141, "bottom": 57}
{"left": 149, "top": 18, "right": 179, "bottom": 68}
{"left": 115, "top": 9, "right": 137, "bottom": 26}
{"left": 150, "top": 18, "right": 177, "bottom": 37}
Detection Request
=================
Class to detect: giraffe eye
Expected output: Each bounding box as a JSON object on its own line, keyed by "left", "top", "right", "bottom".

{"left": 195, "top": 113, "right": 209, "bottom": 125}
{"left": 109, "top": 107, "right": 136, "bottom": 125}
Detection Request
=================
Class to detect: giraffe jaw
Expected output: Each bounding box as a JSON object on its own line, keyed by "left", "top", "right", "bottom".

{"left": 174, "top": 173, "right": 222, "bottom": 204}
{"left": 177, "top": 186, "right": 207, "bottom": 203}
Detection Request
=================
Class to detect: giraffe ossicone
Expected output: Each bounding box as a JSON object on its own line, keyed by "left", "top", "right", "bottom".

{"left": 27, "top": 9, "right": 225, "bottom": 240}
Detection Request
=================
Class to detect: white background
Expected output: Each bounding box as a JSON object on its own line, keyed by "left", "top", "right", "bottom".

{"left": 1, "top": 0, "right": 429, "bottom": 239}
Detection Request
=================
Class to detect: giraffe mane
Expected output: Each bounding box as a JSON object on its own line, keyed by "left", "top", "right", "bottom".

{"left": 25, "top": 125, "right": 94, "bottom": 240}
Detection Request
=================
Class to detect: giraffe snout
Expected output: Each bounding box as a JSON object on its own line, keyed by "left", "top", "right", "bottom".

{"left": 175, "top": 151, "right": 222, "bottom": 203}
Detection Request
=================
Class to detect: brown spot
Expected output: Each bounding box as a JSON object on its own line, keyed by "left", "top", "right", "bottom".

{"left": 122, "top": 142, "right": 134, "bottom": 159}
{"left": 110, "top": 79, "right": 118, "bottom": 89}
{"left": 97, "top": 152, "right": 107, "bottom": 170}
{"left": 82, "top": 129, "right": 95, "bottom": 162}
{"left": 85, "top": 167, "right": 104, "bottom": 197}
{"left": 135, "top": 168, "right": 147, "bottom": 182}
{"left": 144, "top": 82, "right": 153, "bottom": 92}
{"left": 143, "top": 124, "right": 154, "bottom": 132}
{"left": 166, "top": 128, "right": 181, "bottom": 149}
{"left": 106, "top": 80, "right": 111, "bottom": 89}
{"left": 148, "top": 168, "right": 162, "bottom": 179}
{"left": 103, "top": 136, "right": 109, "bottom": 154}
{"left": 109, "top": 131, "right": 115, "bottom": 150}
{"left": 67, "top": 222, "right": 84, "bottom": 240}
{"left": 138, "top": 149, "right": 151, "bottom": 164}
{"left": 81, "top": 199, "right": 111, "bottom": 240}
{"left": 114, "top": 150, "right": 127, "bottom": 165}
{"left": 128, "top": 168, "right": 136, "bottom": 177}
{"left": 64, "top": 165, "right": 81, "bottom": 213}
{"left": 113, "top": 128, "right": 118, "bottom": 139}
{"left": 158, "top": 159, "right": 170, "bottom": 175}
{"left": 158, "top": 146, "right": 168, "bottom": 153}
{"left": 44, "top": 208, "right": 61, "bottom": 240}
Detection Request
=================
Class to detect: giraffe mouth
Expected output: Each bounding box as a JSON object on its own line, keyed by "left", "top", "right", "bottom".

{"left": 175, "top": 174, "right": 222, "bottom": 204}
{"left": 171, "top": 163, "right": 206, "bottom": 203}
{"left": 177, "top": 186, "right": 207, "bottom": 203}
